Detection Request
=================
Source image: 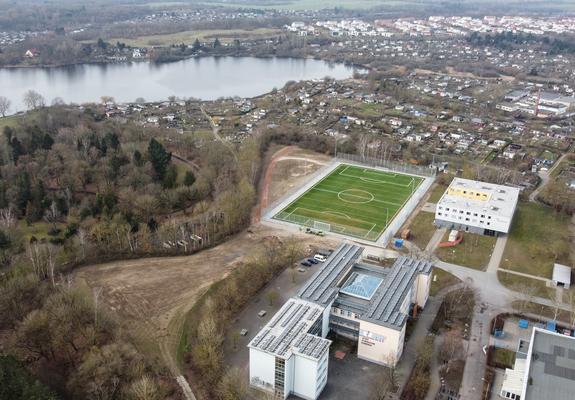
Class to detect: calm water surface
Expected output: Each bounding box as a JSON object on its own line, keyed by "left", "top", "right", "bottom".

{"left": 0, "top": 56, "right": 356, "bottom": 113}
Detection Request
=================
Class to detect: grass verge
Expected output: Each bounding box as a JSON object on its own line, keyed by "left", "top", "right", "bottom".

{"left": 407, "top": 211, "right": 437, "bottom": 250}
{"left": 430, "top": 269, "right": 461, "bottom": 297}
{"left": 501, "top": 202, "right": 572, "bottom": 278}
{"left": 435, "top": 232, "right": 496, "bottom": 271}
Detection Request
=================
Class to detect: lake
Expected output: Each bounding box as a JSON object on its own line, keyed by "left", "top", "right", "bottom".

{"left": 0, "top": 57, "right": 356, "bottom": 113}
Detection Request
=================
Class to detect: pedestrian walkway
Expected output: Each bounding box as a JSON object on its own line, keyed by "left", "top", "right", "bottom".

{"left": 393, "top": 285, "right": 461, "bottom": 399}
{"left": 425, "top": 335, "right": 443, "bottom": 400}
{"left": 486, "top": 236, "right": 507, "bottom": 275}
{"left": 425, "top": 228, "right": 446, "bottom": 253}
{"left": 498, "top": 268, "right": 552, "bottom": 283}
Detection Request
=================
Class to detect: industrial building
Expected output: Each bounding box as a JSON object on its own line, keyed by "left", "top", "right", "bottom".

{"left": 500, "top": 327, "right": 575, "bottom": 400}
{"left": 248, "top": 243, "right": 433, "bottom": 399}
{"left": 434, "top": 178, "right": 520, "bottom": 236}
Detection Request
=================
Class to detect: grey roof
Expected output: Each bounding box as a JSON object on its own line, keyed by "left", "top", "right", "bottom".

{"left": 524, "top": 328, "right": 575, "bottom": 400}
{"left": 247, "top": 297, "right": 330, "bottom": 360}
{"left": 298, "top": 244, "right": 364, "bottom": 306}
{"left": 299, "top": 243, "right": 433, "bottom": 331}
{"left": 362, "top": 256, "right": 432, "bottom": 329}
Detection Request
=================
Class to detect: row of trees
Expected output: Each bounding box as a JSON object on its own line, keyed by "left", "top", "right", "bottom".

{"left": 185, "top": 237, "right": 305, "bottom": 399}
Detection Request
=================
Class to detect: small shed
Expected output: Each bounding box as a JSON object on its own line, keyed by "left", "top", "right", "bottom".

{"left": 552, "top": 263, "right": 572, "bottom": 289}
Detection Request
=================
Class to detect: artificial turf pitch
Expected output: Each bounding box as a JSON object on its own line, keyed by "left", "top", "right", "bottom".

{"left": 274, "top": 164, "right": 423, "bottom": 241}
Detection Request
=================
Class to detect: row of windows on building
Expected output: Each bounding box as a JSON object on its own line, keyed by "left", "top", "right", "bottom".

{"left": 436, "top": 211, "right": 492, "bottom": 226}
{"left": 332, "top": 307, "right": 357, "bottom": 319}
{"left": 438, "top": 206, "right": 492, "bottom": 219}
{"left": 500, "top": 390, "right": 520, "bottom": 400}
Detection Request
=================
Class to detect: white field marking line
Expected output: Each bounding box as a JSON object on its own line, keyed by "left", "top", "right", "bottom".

{"left": 288, "top": 207, "right": 377, "bottom": 234}
{"left": 362, "top": 168, "right": 398, "bottom": 178}
{"left": 312, "top": 187, "right": 403, "bottom": 208}
{"left": 341, "top": 170, "right": 413, "bottom": 187}
{"left": 378, "top": 175, "right": 425, "bottom": 236}
{"left": 337, "top": 189, "right": 375, "bottom": 204}
{"left": 363, "top": 222, "right": 378, "bottom": 240}
{"left": 319, "top": 181, "right": 417, "bottom": 204}
{"left": 283, "top": 207, "right": 299, "bottom": 220}
{"left": 321, "top": 210, "right": 352, "bottom": 219}
{"left": 274, "top": 163, "right": 343, "bottom": 218}
{"left": 338, "top": 165, "right": 412, "bottom": 187}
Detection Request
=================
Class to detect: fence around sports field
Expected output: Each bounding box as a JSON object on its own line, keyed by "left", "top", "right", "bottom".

{"left": 336, "top": 153, "right": 436, "bottom": 178}
{"left": 264, "top": 156, "right": 436, "bottom": 246}
{"left": 273, "top": 210, "right": 381, "bottom": 242}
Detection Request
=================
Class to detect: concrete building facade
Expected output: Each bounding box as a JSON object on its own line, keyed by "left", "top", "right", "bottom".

{"left": 248, "top": 243, "right": 433, "bottom": 399}
{"left": 434, "top": 177, "right": 520, "bottom": 236}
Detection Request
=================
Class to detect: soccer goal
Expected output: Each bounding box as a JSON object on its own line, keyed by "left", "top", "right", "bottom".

{"left": 313, "top": 221, "right": 331, "bottom": 232}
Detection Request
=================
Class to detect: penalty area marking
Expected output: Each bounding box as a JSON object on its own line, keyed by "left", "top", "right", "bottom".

{"left": 321, "top": 210, "right": 352, "bottom": 219}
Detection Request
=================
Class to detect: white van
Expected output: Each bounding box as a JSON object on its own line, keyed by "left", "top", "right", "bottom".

{"left": 313, "top": 254, "right": 327, "bottom": 262}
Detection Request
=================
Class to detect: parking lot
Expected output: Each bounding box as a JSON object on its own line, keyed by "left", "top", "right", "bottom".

{"left": 223, "top": 252, "right": 326, "bottom": 385}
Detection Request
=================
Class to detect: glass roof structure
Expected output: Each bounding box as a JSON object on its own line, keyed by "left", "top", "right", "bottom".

{"left": 340, "top": 272, "right": 383, "bottom": 300}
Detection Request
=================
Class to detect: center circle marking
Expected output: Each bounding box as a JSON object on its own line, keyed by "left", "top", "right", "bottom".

{"left": 337, "top": 189, "right": 374, "bottom": 204}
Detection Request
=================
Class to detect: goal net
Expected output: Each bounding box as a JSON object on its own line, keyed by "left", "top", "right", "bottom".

{"left": 313, "top": 221, "right": 331, "bottom": 232}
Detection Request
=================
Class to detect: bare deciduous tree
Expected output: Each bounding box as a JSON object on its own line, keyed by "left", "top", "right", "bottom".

{"left": 0, "top": 207, "right": 16, "bottom": 229}
{"left": 23, "top": 90, "right": 45, "bottom": 110}
{"left": 0, "top": 96, "right": 10, "bottom": 117}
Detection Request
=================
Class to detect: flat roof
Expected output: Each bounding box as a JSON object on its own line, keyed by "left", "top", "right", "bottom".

{"left": 298, "top": 244, "right": 364, "bottom": 306}
{"left": 523, "top": 328, "right": 575, "bottom": 400}
{"left": 362, "top": 256, "right": 432, "bottom": 329}
{"left": 553, "top": 263, "right": 571, "bottom": 285}
{"left": 247, "top": 298, "right": 330, "bottom": 361}
{"left": 340, "top": 272, "right": 383, "bottom": 300}
{"left": 299, "top": 243, "right": 432, "bottom": 330}
{"left": 437, "top": 177, "right": 520, "bottom": 219}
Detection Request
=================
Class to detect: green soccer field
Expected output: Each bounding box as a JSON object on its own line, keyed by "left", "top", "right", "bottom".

{"left": 273, "top": 164, "right": 424, "bottom": 241}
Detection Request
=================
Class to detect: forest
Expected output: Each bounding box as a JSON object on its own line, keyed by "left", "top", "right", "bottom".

{"left": 0, "top": 103, "right": 268, "bottom": 399}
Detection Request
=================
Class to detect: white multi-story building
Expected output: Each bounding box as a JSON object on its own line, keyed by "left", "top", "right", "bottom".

{"left": 248, "top": 297, "right": 331, "bottom": 400}
{"left": 248, "top": 244, "right": 433, "bottom": 399}
{"left": 435, "top": 178, "right": 520, "bottom": 236}
{"left": 500, "top": 327, "right": 575, "bottom": 400}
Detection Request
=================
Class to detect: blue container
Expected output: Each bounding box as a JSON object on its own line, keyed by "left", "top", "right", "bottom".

{"left": 546, "top": 320, "right": 557, "bottom": 332}
{"left": 518, "top": 319, "right": 529, "bottom": 329}
{"left": 394, "top": 239, "right": 404, "bottom": 248}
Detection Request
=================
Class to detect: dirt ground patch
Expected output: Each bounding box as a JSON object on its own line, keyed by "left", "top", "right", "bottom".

{"left": 267, "top": 152, "right": 332, "bottom": 206}
{"left": 75, "top": 223, "right": 337, "bottom": 375}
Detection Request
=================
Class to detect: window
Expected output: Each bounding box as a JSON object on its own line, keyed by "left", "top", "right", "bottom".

{"left": 465, "top": 218, "right": 470, "bottom": 221}
{"left": 473, "top": 213, "right": 478, "bottom": 217}
{"left": 466, "top": 212, "right": 471, "bottom": 215}
{"left": 481, "top": 214, "right": 485, "bottom": 218}
{"left": 438, "top": 212, "right": 442, "bottom": 216}
{"left": 488, "top": 216, "right": 492, "bottom": 219}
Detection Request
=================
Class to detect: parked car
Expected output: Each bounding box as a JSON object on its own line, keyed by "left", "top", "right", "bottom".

{"left": 301, "top": 261, "right": 312, "bottom": 267}
{"left": 307, "top": 258, "right": 318, "bottom": 264}
{"left": 240, "top": 329, "right": 248, "bottom": 336}
{"left": 313, "top": 254, "right": 327, "bottom": 262}
{"left": 258, "top": 310, "right": 267, "bottom": 318}
{"left": 298, "top": 268, "right": 306, "bottom": 273}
